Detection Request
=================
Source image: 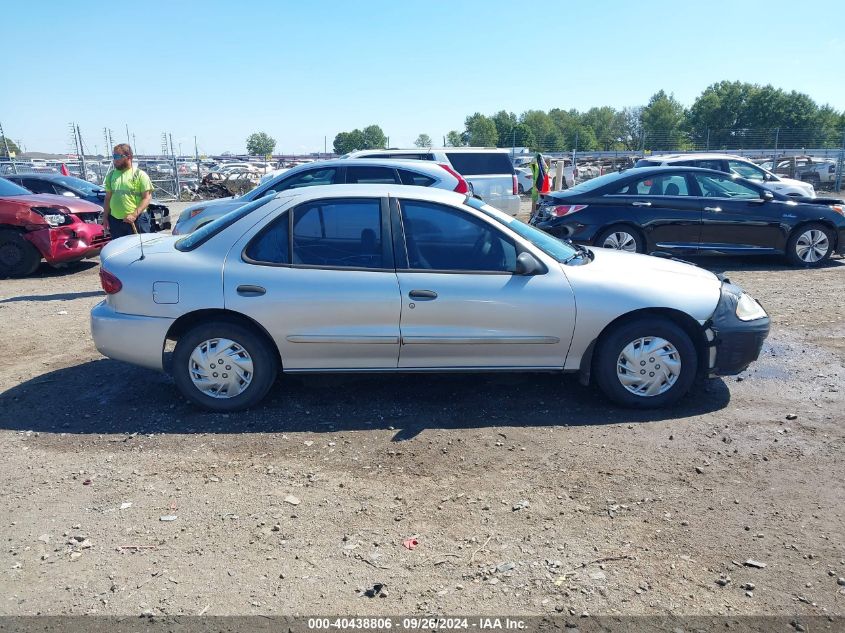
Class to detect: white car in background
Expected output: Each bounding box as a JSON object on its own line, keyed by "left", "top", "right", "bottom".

{"left": 636, "top": 153, "right": 816, "bottom": 198}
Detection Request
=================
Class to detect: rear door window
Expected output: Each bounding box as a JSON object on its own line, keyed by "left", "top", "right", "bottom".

{"left": 398, "top": 169, "right": 436, "bottom": 187}
{"left": 445, "top": 153, "right": 514, "bottom": 175}
{"left": 612, "top": 173, "right": 691, "bottom": 196}
{"left": 345, "top": 166, "right": 400, "bottom": 184}
{"left": 292, "top": 198, "right": 385, "bottom": 269}
{"left": 244, "top": 213, "right": 290, "bottom": 265}
{"left": 727, "top": 160, "right": 766, "bottom": 182}
{"left": 278, "top": 167, "right": 338, "bottom": 191}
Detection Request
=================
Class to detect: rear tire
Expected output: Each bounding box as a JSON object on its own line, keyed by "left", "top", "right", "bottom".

{"left": 0, "top": 230, "right": 41, "bottom": 278}
{"left": 172, "top": 320, "right": 278, "bottom": 411}
{"left": 785, "top": 223, "right": 833, "bottom": 267}
{"left": 593, "top": 316, "right": 698, "bottom": 409}
{"left": 594, "top": 225, "right": 645, "bottom": 253}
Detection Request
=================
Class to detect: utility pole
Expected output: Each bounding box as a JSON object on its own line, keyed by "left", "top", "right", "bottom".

{"left": 0, "top": 121, "right": 18, "bottom": 173}
{"left": 324, "top": 135, "right": 327, "bottom": 158}
{"left": 773, "top": 127, "right": 780, "bottom": 165}
{"left": 132, "top": 133, "right": 136, "bottom": 154}
{"left": 195, "top": 136, "right": 201, "bottom": 185}
{"left": 104, "top": 128, "right": 110, "bottom": 155}
{"left": 835, "top": 129, "right": 845, "bottom": 192}
{"left": 170, "top": 133, "right": 180, "bottom": 197}
{"left": 126, "top": 124, "right": 131, "bottom": 145}
{"left": 76, "top": 124, "right": 88, "bottom": 181}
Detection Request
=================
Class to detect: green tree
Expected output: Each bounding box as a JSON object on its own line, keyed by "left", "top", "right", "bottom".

{"left": 0, "top": 136, "right": 22, "bottom": 158}
{"left": 641, "top": 90, "right": 688, "bottom": 150}
{"left": 619, "top": 107, "right": 644, "bottom": 150}
{"left": 445, "top": 130, "right": 464, "bottom": 147}
{"left": 361, "top": 124, "right": 387, "bottom": 149}
{"left": 414, "top": 133, "right": 433, "bottom": 148}
{"left": 511, "top": 123, "right": 536, "bottom": 150}
{"left": 491, "top": 110, "right": 518, "bottom": 147}
{"left": 464, "top": 113, "right": 498, "bottom": 146}
{"left": 246, "top": 131, "right": 276, "bottom": 156}
{"left": 581, "top": 106, "right": 623, "bottom": 150}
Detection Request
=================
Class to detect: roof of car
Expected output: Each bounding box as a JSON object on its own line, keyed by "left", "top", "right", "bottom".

{"left": 270, "top": 183, "right": 466, "bottom": 204}
{"left": 6, "top": 171, "right": 73, "bottom": 181}
{"left": 274, "top": 158, "right": 454, "bottom": 176}
{"left": 344, "top": 147, "right": 510, "bottom": 157}
{"left": 644, "top": 153, "right": 755, "bottom": 162}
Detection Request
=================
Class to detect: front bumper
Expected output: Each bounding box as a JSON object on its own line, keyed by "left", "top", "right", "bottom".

{"left": 23, "top": 220, "right": 109, "bottom": 265}
{"left": 90, "top": 301, "right": 174, "bottom": 371}
{"left": 707, "top": 283, "right": 770, "bottom": 376}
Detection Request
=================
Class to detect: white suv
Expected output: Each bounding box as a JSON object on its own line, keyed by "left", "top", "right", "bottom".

{"left": 344, "top": 148, "right": 521, "bottom": 216}
{"left": 636, "top": 153, "right": 816, "bottom": 198}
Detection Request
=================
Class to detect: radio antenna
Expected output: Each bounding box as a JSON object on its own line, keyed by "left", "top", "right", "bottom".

{"left": 131, "top": 221, "right": 145, "bottom": 260}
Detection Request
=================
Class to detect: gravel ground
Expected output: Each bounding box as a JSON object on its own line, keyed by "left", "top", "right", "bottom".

{"left": 0, "top": 198, "right": 843, "bottom": 617}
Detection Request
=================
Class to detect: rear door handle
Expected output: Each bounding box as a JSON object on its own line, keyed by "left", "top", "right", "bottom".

{"left": 237, "top": 284, "right": 266, "bottom": 297}
{"left": 631, "top": 201, "right": 652, "bottom": 207}
{"left": 704, "top": 206, "right": 722, "bottom": 212}
{"left": 408, "top": 289, "right": 437, "bottom": 300}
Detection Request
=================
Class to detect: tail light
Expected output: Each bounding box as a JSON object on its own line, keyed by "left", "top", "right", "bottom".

{"left": 438, "top": 163, "right": 469, "bottom": 194}
{"left": 830, "top": 165, "right": 836, "bottom": 174}
{"left": 549, "top": 204, "right": 588, "bottom": 218}
{"left": 99, "top": 268, "right": 122, "bottom": 294}
{"left": 512, "top": 174, "right": 518, "bottom": 195}
{"left": 831, "top": 205, "right": 843, "bottom": 216}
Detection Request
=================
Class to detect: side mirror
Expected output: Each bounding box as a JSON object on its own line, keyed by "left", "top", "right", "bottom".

{"left": 61, "top": 191, "right": 78, "bottom": 197}
{"left": 261, "top": 188, "right": 277, "bottom": 198}
{"left": 762, "top": 190, "right": 775, "bottom": 201}
{"left": 515, "top": 251, "right": 543, "bottom": 275}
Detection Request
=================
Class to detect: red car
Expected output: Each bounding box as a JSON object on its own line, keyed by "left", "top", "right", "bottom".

{"left": 0, "top": 177, "right": 108, "bottom": 277}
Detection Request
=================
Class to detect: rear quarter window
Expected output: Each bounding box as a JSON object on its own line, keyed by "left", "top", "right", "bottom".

{"left": 445, "top": 153, "right": 514, "bottom": 176}
{"left": 634, "top": 159, "right": 660, "bottom": 167}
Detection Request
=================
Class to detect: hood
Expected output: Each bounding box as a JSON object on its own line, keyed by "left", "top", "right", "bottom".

{"left": 770, "top": 177, "right": 814, "bottom": 194}
{"left": 560, "top": 247, "right": 723, "bottom": 323}
{"left": 3, "top": 193, "right": 102, "bottom": 213}
{"left": 586, "top": 247, "right": 719, "bottom": 283}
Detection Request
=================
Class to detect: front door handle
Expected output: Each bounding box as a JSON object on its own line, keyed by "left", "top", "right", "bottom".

{"left": 704, "top": 206, "right": 722, "bottom": 212}
{"left": 408, "top": 289, "right": 437, "bottom": 300}
{"left": 631, "top": 201, "right": 652, "bottom": 207}
{"left": 237, "top": 284, "right": 266, "bottom": 297}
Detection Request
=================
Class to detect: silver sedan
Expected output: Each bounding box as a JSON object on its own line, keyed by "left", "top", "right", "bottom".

{"left": 91, "top": 185, "right": 770, "bottom": 412}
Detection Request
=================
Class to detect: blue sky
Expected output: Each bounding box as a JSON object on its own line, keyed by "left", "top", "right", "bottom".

{"left": 2, "top": 0, "right": 843, "bottom": 155}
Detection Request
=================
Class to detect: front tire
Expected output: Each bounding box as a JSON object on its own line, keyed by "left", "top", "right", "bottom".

{"left": 593, "top": 316, "right": 698, "bottom": 409}
{"left": 0, "top": 230, "right": 41, "bottom": 278}
{"left": 786, "top": 223, "right": 833, "bottom": 267}
{"left": 172, "top": 321, "right": 278, "bottom": 411}
{"left": 594, "top": 225, "right": 644, "bottom": 253}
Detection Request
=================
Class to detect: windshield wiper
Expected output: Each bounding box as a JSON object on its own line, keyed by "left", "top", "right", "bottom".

{"left": 561, "top": 239, "right": 592, "bottom": 265}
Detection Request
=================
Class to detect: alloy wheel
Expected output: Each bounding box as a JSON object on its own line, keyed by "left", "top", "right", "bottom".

{"left": 795, "top": 229, "right": 829, "bottom": 263}
{"left": 616, "top": 336, "right": 681, "bottom": 397}
{"left": 602, "top": 231, "right": 638, "bottom": 252}
{"left": 188, "top": 338, "right": 254, "bottom": 399}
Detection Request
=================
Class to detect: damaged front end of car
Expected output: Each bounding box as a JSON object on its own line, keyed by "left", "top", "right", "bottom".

{"left": 703, "top": 279, "right": 771, "bottom": 377}
{"left": 23, "top": 205, "right": 109, "bottom": 266}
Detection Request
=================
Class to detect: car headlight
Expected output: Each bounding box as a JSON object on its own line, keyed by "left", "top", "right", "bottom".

{"left": 736, "top": 293, "right": 767, "bottom": 321}
{"left": 31, "top": 206, "right": 72, "bottom": 227}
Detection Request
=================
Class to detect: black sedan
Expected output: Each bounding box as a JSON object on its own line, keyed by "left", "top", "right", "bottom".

{"left": 531, "top": 166, "right": 845, "bottom": 267}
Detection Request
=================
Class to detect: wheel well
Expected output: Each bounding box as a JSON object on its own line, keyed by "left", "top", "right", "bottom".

{"left": 579, "top": 307, "right": 709, "bottom": 384}
{"left": 165, "top": 309, "right": 282, "bottom": 369}
{"left": 788, "top": 220, "right": 839, "bottom": 250}
{"left": 593, "top": 223, "right": 645, "bottom": 245}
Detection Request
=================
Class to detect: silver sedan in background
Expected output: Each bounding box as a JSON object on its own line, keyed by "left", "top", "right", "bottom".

{"left": 92, "top": 185, "right": 770, "bottom": 412}
{"left": 172, "top": 158, "right": 473, "bottom": 235}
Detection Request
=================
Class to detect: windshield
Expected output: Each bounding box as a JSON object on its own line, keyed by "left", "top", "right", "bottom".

{"left": 175, "top": 197, "right": 273, "bottom": 252}
{"left": 0, "top": 177, "right": 32, "bottom": 196}
{"left": 464, "top": 197, "right": 578, "bottom": 262}
{"left": 52, "top": 175, "right": 102, "bottom": 193}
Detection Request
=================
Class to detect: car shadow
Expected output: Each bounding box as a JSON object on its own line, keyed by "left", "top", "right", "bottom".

{"left": 692, "top": 254, "right": 844, "bottom": 273}
{"left": 31, "top": 260, "right": 100, "bottom": 278}
{"left": 0, "top": 290, "right": 103, "bottom": 303}
{"left": 0, "top": 359, "right": 731, "bottom": 440}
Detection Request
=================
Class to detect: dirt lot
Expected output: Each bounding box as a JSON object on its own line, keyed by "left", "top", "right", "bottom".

{"left": 0, "top": 201, "right": 844, "bottom": 617}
